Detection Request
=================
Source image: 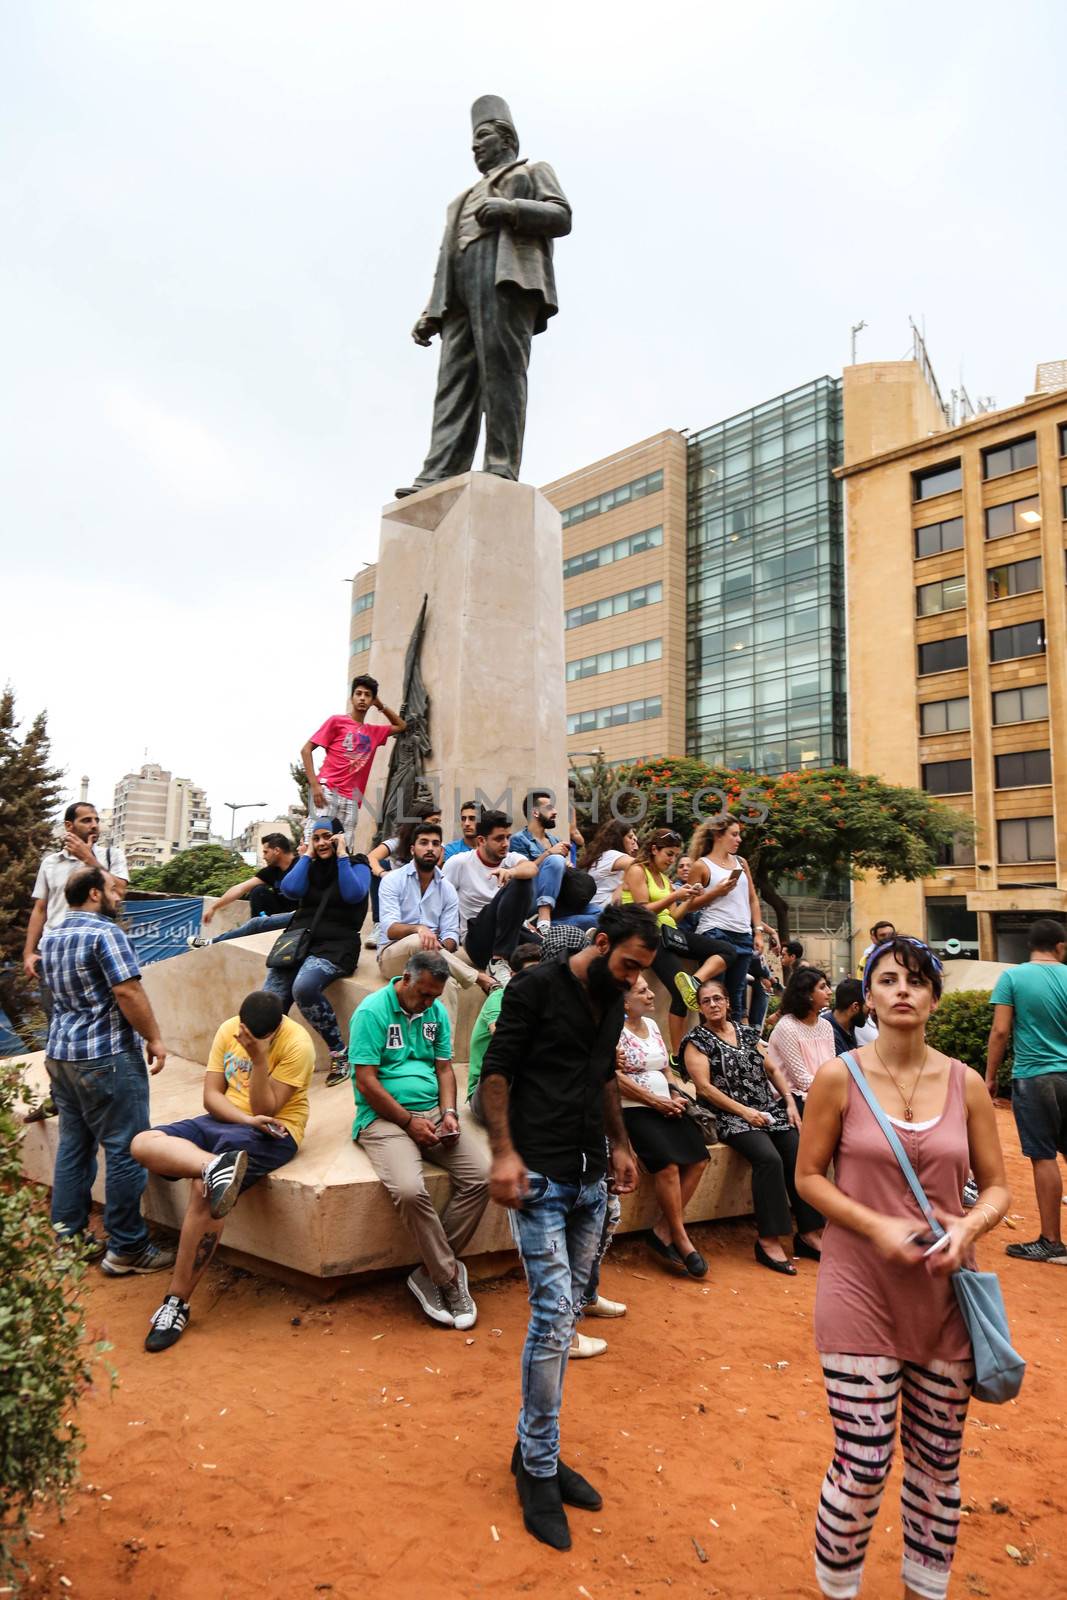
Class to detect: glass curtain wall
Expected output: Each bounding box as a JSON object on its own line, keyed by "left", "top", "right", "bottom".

{"left": 686, "top": 377, "right": 846, "bottom": 775}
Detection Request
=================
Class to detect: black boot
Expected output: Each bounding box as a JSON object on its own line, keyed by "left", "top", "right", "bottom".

{"left": 511, "top": 1440, "right": 602, "bottom": 1511}
{"left": 512, "top": 1452, "right": 571, "bottom": 1549}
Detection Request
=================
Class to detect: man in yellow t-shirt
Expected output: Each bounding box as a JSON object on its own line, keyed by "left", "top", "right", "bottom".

{"left": 130, "top": 990, "right": 315, "bottom": 1353}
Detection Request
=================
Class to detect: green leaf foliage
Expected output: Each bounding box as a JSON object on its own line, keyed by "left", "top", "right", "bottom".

{"left": 0, "top": 1062, "right": 111, "bottom": 1584}
{"left": 926, "top": 989, "right": 1011, "bottom": 1092}
{"left": 129, "top": 844, "right": 250, "bottom": 898}
{"left": 0, "top": 687, "right": 64, "bottom": 1045}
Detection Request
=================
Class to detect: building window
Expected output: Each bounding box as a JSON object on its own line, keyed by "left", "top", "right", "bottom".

{"left": 350, "top": 632, "right": 372, "bottom": 656}
{"left": 560, "top": 469, "right": 664, "bottom": 529}
{"left": 915, "top": 575, "right": 965, "bottom": 616}
{"left": 987, "top": 556, "right": 1042, "bottom": 600}
{"left": 997, "top": 815, "right": 1055, "bottom": 864}
{"left": 992, "top": 682, "right": 1048, "bottom": 724}
{"left": 562, "top": 524, "right": 663, "bottom": 579}
{"left": 922, "top": 759, "right": 972, "bottom": 794}
{"left": 983, "top": 435, "right": 1037, "bottom": 481}
{"left": 989, "top": 619, "right": 1045, "bottom": 662}
{"left": 565, "top": 637, "right": 663, "bottom": 682}
{"left": 1060, "top": 422, "right": 1067, "bottom": 456}
{"left": 995, "top": 749, "right": 1053, "bottom": 788}
{"left": 918, "top": 635, "right": 968, "bottom": 675}
{"left": 984, "top": 495, "right": 1041, "bottom": 540}
{"left": 913, "top": 461, "right": 962, "bottom": 502}
{"left": 936, "top": 836, "right": 977, "bottom": 867}
{"left": 920, "top": 696, "right": 970, "bottom": 734}
{"left": 564, "top": 581, "right": 663, "bottom": 630}
{"left": 914, "top": 516, "right": 964, "bottom": 558}
{"left": 352, "top": 591, "right": 374, "bottom": 615}
{"left": 567, "top": 695, "right": 663, "bottom": 736}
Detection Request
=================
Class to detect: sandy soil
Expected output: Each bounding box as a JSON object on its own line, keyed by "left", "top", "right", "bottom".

{"left": 17, "top": 1109, "right": 1067, "bottom": 1600}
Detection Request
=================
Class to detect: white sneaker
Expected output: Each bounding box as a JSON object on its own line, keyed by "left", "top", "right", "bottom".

{"left": 570, "top": 1332, "right": 608, "bottom": 1358}
{"left": 488, "top": 957, "right": 512, "bottom": 987}
{"left": 584, "top": 1294, "right": 627, "bottom": 1318}
{"left": 407, "top": 1265, "right": 453, "bottom": 1326}
{"left": 186, "top": 934, "right": 212, "bottom": 949}
{"left": 442, "top": 1260, "right": 477, "bottom": 1331}
{"left": 365, "top": 922, "right": 379, "bottom": 949}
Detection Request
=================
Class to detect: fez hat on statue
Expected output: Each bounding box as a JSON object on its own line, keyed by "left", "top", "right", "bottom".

{"left": 471, "top": 94, "right": 518, "bottom": 141}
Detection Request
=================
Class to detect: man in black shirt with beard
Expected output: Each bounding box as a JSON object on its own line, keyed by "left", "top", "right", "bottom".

{"left": 480, "top": 904, "right": 658, "bottom": 1550}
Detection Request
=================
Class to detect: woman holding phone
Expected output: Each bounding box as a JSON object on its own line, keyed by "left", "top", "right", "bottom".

{"left": 687, "top": 815, "right": 765, "bottom": 1022}
{"left": 263, "top": 819, "right": 371, "bottom": 1086}
{"left": 795, "top": 937, "right": 1009, "bottom": 1600}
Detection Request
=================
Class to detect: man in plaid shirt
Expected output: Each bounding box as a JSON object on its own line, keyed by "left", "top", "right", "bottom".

{"left": 38, "top": 865, "right": 175, "bottom": 1277}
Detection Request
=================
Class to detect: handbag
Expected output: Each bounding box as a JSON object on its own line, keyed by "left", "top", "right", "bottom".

{"left": 265, "top": 880, "right": 337, "bottom": 972}
{"left": 660, "top": 923, "right": 690, "bottom": 956}
{"left": 841, "top": 1052, "right": 1025, "bottom": 1405}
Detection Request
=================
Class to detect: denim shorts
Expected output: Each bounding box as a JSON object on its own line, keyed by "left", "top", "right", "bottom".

{"left": 154, "top": 1115, "right": 298, "bottom": 1189}
{"left": 1011, "top": 1071, "right": 1067, "bottom": 1161}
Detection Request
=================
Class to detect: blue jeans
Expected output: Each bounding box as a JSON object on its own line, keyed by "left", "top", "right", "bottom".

{"left": 509, "top": 1170, "right": 608, "bottom": 1477}
{"left": 748, "top": 972, "right": 770, "bottom": 1031}
{"left": 583, "top": 1191, "right": 621, "bottom": 1306}
{"left": 263, "top": 954, "right": 347, "bottom": 1055}
{"left": 534, "top": 853, "right": 566, "bottom": 909}
{"left": 702, "top": 926, "right": 754, "bottom": 1021}
{"left": 213, "top": 911, "right": 292, "bottom": 944}
{"left": 45, "top": 1050, "right": 151, "bottom": 1254}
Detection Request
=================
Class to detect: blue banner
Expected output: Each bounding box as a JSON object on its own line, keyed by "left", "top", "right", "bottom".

{"left": 121, "top": 898, "right": 205, "bottom": 965}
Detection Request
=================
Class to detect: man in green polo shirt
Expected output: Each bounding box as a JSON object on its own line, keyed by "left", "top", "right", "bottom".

{"left": 350, "top": 948, "right": 490, "bottom": 1328}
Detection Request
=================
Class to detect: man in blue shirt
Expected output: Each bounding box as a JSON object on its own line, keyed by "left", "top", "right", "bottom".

{"left": 442, "top": 799, "right": 479, "bottom": 861}
{"left": 377, "top": 822, "right": 494, "bottom": 1022}
{"left": 38, "top": 865, "right": 175, "bottom": 1277}
{"left": 509, "top": 789, "right": 598, "bottom": 935}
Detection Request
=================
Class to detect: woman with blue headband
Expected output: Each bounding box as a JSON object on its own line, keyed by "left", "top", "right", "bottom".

{"left": 796, "top": 936, "right": 1010, "bottom": 1600}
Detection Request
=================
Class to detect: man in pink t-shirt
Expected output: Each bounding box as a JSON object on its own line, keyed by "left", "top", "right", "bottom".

{"left": 300, "top": 674, "right": 406, "bottom": 846}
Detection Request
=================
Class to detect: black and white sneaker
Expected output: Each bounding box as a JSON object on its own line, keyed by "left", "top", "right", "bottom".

{"left": 962, "top": 1177, "right": 980, "bottom": 1209}
{"left": 407, "top": 1265, "right": 454, "bottom": 1326}
{"left": 186, "top": 934, "right": 212, "bottom": 949}
{"left": 145, "top": 1295, "right": 191, "bottom": 1353}
{"left": 202, "top": 1149, "right": 247, "bottom": 1219}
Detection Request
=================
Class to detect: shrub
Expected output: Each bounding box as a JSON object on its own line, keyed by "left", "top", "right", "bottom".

{"left": 926, "top": 990, "right": 1011, "bottom": 1093}
{"left": 0, "top": 1063, "right": 111, "bottom": 1585}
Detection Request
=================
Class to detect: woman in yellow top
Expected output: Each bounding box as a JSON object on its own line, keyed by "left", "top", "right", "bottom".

{"left": 622, "top": 828, "right": 734, "bottom": 1063}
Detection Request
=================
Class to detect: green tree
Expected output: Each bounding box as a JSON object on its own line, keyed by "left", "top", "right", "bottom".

{"left": 0, "top": 687, "right": 64, "bottom": 1044}
{"left": 926, "top": 990, "right": 1011, "bottom": 1092}
{"left": 588, "top": 755, "right": 969, "bottom": 940}
{"left": 0, "top": 1062, "right": 111, "bottom": 1584}
{"left": 129, "top": 844, "right": 250, "bottom": 898}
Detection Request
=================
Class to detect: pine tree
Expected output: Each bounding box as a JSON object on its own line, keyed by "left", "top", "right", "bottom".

{"left": 0, "top": 686, "right": 64, "bottom": 1041}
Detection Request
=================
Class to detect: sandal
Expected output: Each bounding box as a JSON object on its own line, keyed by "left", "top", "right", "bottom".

{"left": 325, "top": 1057, "right": 351, "bottom": 1087}
{"left": 755, "top": 1240, "right": 796, "bottom": 1276}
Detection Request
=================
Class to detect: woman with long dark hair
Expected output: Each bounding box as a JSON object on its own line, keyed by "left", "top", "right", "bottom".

{"left": 767, "top": 966, "right": 835, "bottom": 1113}
{"left": 686, "top": 814, "right": 766, "bottom": 1021}
{"left": 796, "top": 937, "right": 1009, "bottom": 1600}
{"left": 577, "top": 818, "right": 639, "bottom": 910}
{"left": 263, "top": 819, "right": 371, "bottom": 1086}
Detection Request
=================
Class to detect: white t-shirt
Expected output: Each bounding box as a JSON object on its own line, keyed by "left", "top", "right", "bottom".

{"left": 443, "top": 848, "right": 526, "bottom": 936}
{"left": 32, "top": 843, "right": 130, "bottom": 931}
{"left": 695, "top": 855, "right": 752, "bottom": 936}
{"left": 588, "top": 849, "right": 628, "bottom": 909}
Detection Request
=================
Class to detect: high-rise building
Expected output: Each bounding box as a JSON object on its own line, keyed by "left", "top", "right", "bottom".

{"left": 111, "top": 763, "right": 211, "bottom": 864}
{"left": 349, "top": 566, "right": 376, "bottom": 677}
{"left": 842, "top": 358, "right": 1067, "bottom": 961}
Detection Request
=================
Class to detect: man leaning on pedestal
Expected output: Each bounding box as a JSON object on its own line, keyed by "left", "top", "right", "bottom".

{"left": 396, "top": 94, "right": 571, "bottom": 497}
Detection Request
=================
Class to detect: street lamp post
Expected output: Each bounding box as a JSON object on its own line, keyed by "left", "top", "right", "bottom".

{"left": 225, "top": 800, "right": 268, "bottom": 851}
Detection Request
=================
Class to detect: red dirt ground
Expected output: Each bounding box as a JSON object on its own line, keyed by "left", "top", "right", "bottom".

{"left": 16, "top": 1108, "right": 1067, "bottom": 1600}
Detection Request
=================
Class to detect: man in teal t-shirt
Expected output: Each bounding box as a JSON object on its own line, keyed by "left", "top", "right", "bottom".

{"left": 349, "top": 949, "right": 489, "bottom": 1328}
{"left": 987, "top": 917, "right": 1067, "bottom": 1263}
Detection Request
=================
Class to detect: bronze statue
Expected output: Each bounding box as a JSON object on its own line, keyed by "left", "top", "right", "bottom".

{"left": 395, "top": 95, "right": 571, "bottom": 498}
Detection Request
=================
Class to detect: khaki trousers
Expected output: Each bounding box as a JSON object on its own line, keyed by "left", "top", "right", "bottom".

{"left": 377, "top": 935, "right": 478, "bottom": 1029}
{"left": 358, "top": 1118, "right": 490, "bottom": 1285}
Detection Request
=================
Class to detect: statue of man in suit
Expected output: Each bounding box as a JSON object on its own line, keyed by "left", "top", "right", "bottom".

{"left": 395, "top": 95, "right": 571, "bottom": 498}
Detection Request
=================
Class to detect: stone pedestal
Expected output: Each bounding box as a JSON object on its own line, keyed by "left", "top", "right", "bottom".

{"left": 355, "top": 473, "right": 568, "bottom": 846}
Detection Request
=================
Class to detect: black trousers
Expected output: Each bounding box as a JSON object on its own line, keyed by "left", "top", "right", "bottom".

{"left": 415, "top": 234, "right": 540, "bottom": 487}
{"left": 463, "top": 879, "right": 535, "bottom": 969}
{"left": 652, "top": 930, "right": 735, "bottom": 1018}
{"left": 249, "top": 883, "right": 287, "bottom": 918}
{"left": 726, "top": 1126, "right": 823, "bottom": 1238}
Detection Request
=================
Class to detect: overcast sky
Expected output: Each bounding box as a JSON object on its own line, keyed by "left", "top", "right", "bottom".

{"left": 3, "top": 0, "right": 1065, "bottom": 835}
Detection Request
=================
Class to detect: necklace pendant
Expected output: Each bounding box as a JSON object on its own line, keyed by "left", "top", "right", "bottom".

{"left": 904, "top": 1107, "right": 913, "bottom": 1122}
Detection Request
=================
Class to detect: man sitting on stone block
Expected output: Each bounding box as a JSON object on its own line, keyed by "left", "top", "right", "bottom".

{"left": 443, "top": 799, "right": 479, "bottom": 861}
{"left": 130, "top": 989, "right": 315, "bottom": 1353}
{"left": 509, "top": 788, "right": 599, "bottom": 935}
{"left": 442, "top": 809, "right": 537, "bottom": 985}
{"left": 377, "top": 820, "right": 496, "bottom": 1026}
{"left": 350, "top": 950, "right": 489, "bottom": 1330}
{"left": 188, "top": 832, "right": 298, "bottom": 948}
{"left": 299, "top": 673, "right": 407, "bottom": 848}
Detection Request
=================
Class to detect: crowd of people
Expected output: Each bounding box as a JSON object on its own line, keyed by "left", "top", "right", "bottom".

{"left": 19, "top": 670, "right": 1067, "bottom": 1595}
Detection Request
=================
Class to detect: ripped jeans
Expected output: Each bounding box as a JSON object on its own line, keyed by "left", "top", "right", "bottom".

{"left": 509, "top": 1169, "right": 607, "bottom": 1477}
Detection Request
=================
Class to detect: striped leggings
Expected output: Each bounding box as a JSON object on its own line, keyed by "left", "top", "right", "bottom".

{"left": 815, "top": 1353, "right": 973, "bottom": 1600}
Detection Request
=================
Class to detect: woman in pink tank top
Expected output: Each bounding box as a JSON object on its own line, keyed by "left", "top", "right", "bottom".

{"left": 796, "top": 937, "right": 1009, "bottom": 1600}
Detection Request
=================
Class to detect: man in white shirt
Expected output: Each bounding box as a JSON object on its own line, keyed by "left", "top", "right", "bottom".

{"left": 378, "top": 822, "right": 494, "bottom": 1024}
{"left": 442, "top": 810, "right": 537, "bottom": 984}
{"left": 25, "top": 803, "right": 129, "bottom": 1015}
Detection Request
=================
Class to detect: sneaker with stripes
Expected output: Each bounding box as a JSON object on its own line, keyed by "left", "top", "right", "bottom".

{"left": 145, "top": 1295, "right": 191, "bottom": 1353}
{"left": 202, "top": 1149, "right": 247, "bottom": 1219}
{"left": 101, "top": 1238, "right": 177, "bottom": 1277}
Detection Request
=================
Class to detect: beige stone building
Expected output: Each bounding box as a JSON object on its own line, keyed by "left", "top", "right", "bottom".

{"left": 348, "top": 565, "right": 376, "bottom": 677}
{"left": 111, "top": 762, "right": 211, "bottom": 864}
{"left": 841, "top": 360, "right": 1067, "bottom": 961}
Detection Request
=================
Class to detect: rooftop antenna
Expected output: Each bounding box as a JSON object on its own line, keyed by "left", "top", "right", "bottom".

{"left": 850, "top": 319, "right": 867, "bottom": 364}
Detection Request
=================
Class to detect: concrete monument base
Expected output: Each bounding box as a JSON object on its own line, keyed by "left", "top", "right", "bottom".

{"left": 355, "top": 472, "right": 569, "bottom": 849}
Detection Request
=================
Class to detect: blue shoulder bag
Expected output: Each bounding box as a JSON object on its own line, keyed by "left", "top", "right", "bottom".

{"left": 841, "top": 1052, "right": 1025, "bottom": 1405}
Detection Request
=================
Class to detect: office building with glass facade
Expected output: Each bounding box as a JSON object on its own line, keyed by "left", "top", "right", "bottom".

{"left": 686, "top": 377, "right": 846, "bottom": 774}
